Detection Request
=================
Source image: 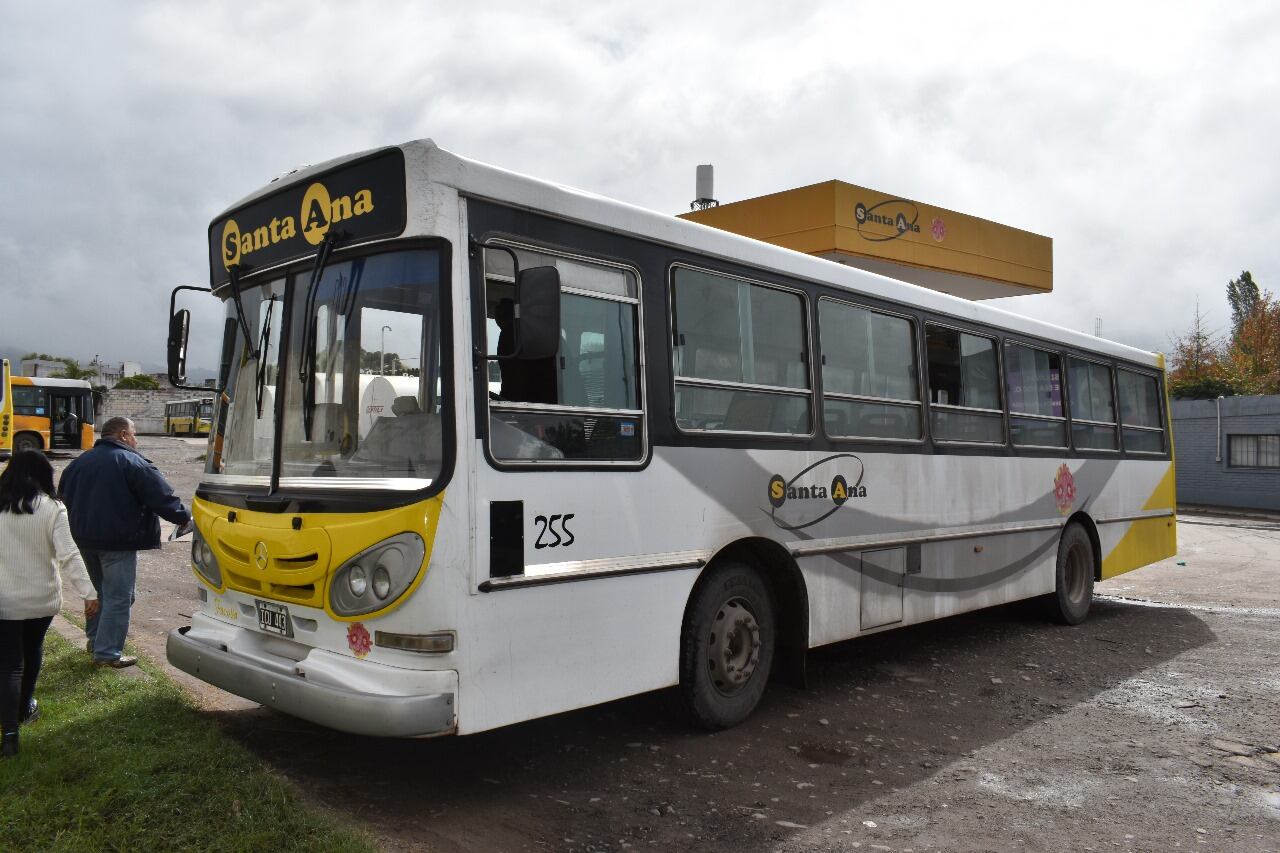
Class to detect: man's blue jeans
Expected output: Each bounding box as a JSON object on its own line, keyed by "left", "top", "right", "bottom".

{"left": 83, "top": 550, "right": 137, "bottom": 662}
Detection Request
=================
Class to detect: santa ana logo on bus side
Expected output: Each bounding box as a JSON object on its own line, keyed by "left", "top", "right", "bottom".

{"left": 767, "top": 453, "right": 868, "bottom": 531}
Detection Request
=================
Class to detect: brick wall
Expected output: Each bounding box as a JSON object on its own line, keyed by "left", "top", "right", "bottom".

{"left": 1171, "top": 395, "right": 1280, "bottom": 511}
{"left": 96, "top": 388, "right": 170, "bottom": 435}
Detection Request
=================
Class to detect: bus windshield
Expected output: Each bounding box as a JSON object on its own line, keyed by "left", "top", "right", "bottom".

{"left": 214, "top": 248, "right": 446, "bottom": 488}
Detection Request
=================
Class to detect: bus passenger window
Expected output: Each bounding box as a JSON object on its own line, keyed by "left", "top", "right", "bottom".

{"left": 1005, "top": 343, "right": 1067, "bottom": 448}
{"left": 819, "top": 300, "right": 920, "bottom": 440}
{"left": 1117, "top": 368, "right": 1164, "bottom": 453}
{"left": 1066, "top": 358, "right": 1118, "bottom": 450}
{"left": 671, "top": 267, "right": 811, "bottom": 435}
{"left": 926, "top": 326, "right": 1003, "bottom": 444}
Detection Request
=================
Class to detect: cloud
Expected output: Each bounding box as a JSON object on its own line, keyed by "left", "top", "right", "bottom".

{"left": 2, "top": 0, "right": 1277, "bottom": 369}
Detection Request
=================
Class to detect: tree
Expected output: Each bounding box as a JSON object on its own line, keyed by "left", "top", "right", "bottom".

{"left": 19, "top": 352, "right": 96, "bottom": 380}
{"left": 1218, "top": 292, "right": 1280, "bottom": 396}
{"left": 1168, "top": 273, "right": 1279, "bottom": 399}
{"left": 115, "top": 374, "right": 161, "bottom": 390}
{"left": 51, "top": 357, "right": 98, "bottom": 381}
{"left": 1166, "top": 300, "right": 1233, "bottom": 398}
{"left": 1226, "top": 271, "right": 1261, "bottom": 341}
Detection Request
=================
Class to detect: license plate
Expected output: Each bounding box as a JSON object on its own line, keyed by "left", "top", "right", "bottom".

{"left": 255, "top": 599, "right": 293, "bottom": 637}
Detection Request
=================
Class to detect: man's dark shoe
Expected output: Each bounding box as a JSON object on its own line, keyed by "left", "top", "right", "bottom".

{"left": 21, "top": 699, "right": 39, "bottom": 725}
{"left": 93, "top": 655, "right": 138, "bottom": 669}
{"left": 1, "top": 733, "right": 17, "bottom": 758}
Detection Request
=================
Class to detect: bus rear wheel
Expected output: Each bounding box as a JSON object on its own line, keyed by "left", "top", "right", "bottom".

{"left": 679, "top": 562, "right": 775, "bottom": 730}
{"left": 1049, "top": 523, "right": 1095, "bottom": 625}
{"left": 13, "top": 433, "right": 42, "bottom": 453}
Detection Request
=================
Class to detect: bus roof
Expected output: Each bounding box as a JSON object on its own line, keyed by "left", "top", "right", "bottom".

{"left": 11, "top": 376, "right": 93, "bottom": 389}
{"left": 215, "top": 139, "right": 1162, "bottom": 368}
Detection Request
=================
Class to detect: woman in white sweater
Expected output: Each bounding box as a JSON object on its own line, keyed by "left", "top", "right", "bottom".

{"left": 0, "top": 451, "right": 99, "bottom": 758}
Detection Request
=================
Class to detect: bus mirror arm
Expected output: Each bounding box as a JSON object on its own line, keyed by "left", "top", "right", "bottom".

{"left": 167, "top": 284, "right": 215, "bottom": 393}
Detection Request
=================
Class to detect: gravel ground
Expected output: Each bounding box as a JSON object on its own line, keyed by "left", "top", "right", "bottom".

{"left": 51, "top": 438, "right": 1280, "bottom": 852}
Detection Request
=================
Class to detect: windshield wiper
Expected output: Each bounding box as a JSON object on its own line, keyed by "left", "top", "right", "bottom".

{"left": 297, "top": 231, "right": 342, "bottom": 440}
{"left": 227, "top": 265, "right": 257, "bottom": 360}
{"left": 255, "top": 294, "right": 277, "bottom": 418}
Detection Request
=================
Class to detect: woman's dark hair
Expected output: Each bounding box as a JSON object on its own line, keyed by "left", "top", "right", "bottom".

{"left": 0, "top": 450, "right": 57, "bottom": 515}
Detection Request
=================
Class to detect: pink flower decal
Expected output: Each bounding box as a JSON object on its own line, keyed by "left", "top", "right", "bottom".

{"left": 931, "top": 217, "right": 946, "bottom": 242}
{"left": 347, "top": 622, "right": 372, "bottom": 658}
{"left": 1053, "top": 464, "right": 1076, "bottom": 515}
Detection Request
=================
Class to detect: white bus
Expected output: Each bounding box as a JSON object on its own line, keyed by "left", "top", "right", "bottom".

{"left": 166, "top": 141, "right": 1176, "bottom": 737}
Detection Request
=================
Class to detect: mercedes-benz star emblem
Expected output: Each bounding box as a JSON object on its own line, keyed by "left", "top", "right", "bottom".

{"left": 254, "top": 541, "right": 269, "bottom": 571}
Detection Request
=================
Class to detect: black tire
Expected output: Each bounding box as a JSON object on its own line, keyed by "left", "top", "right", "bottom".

{"left": 679, "top": 561, "right": 775, "bottom": 729}
{"left": 1049, "top": 523, "right": 1095, "bottom": 625}
{"left": 13, "top": 433, "right": 42, "bottom": 453}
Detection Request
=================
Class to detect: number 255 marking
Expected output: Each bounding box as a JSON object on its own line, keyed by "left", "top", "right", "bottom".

{"left": 534, "top": 514, "right": 575, "bottom": 549}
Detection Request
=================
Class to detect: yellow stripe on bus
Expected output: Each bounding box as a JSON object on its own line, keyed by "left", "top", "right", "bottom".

{"left": 1100, "top": 462, "right": 1177, "bottom": 578}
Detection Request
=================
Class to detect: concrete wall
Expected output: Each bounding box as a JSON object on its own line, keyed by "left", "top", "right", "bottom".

{"left": 96, "top": 388, "right": 170, "bottom": 435}
{"left": 1171, "top": 395, "right": 1280, "bottom": 511}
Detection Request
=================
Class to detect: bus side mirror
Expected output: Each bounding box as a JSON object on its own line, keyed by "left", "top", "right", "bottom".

{"left": 218, "top": 317, "right": 237, "bottom": 389}
{"left": 516, "top": 266, "right": 561, "bottom": 360}
{"left": 168, "top": 309, "right": 191, "bottom": 385}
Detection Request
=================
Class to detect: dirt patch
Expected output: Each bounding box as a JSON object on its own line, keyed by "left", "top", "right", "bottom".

{"left": 61, "top": 439, "right": 1280, "bottom": 851}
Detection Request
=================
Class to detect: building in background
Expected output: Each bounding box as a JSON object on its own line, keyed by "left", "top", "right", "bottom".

{"left": 20, "top": 357, "right": 66, "bottom": 377}
{"left": 1171, "top": 396, "right": 1280, "bottom": 512}
{"left": 90, "top": 358, "right": 143, "bottom": 387}
{"left": 680, "top": 178, "right": 1052, "bottom": 301}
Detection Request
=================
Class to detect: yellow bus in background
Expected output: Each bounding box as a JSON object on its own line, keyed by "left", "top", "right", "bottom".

{"left": 5, "top": 374, "right": 95, "bottom": 452}
{"left": 0, "top": 359, "right": 12, "bottom": 454}
{"left": 165, "top": 397, "right": 214, "bottom": 436}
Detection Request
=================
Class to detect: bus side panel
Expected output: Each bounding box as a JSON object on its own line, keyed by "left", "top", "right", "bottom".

{"left": 908, "top": 531, "right": 1057, "bottom": 623}
{"left": 455, "top": 570, "right": 699, "bottom": 735}
{"left": 799, "top": 554, "right": 862, "bottom": 646}
{"left": 802, "top": 527, "right": 1060, "bottom": 648}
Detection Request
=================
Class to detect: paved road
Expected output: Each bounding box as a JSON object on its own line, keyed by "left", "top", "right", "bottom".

{"left": 52, "top": 438, "right": 1280, "bottom": 851}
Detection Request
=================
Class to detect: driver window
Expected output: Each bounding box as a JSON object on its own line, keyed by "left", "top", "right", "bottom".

{"left": 483, "top": 246, "right": 643, "bottom": 462}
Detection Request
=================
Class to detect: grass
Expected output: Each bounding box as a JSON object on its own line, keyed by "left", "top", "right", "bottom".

{"left": 0, "top": 632, "right": 375, "bottom": 853}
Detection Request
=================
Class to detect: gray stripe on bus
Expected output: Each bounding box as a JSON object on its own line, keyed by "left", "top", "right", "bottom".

{"left": 652, "top": 448, "right": 1121, "bottom": 594}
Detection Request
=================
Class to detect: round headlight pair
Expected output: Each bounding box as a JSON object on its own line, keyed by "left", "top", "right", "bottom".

{"left": 330, "top": 532, "right": 425, "bottom": 616}
{"left": 347, "top": 564, "right": 393, "bottom": 599}
{"left": 191, "top": 529, "right": 222, "bottom": 588}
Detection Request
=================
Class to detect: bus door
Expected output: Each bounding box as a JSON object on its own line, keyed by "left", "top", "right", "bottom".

{"left": 48, "top": 391, "right": 89, "bottom": 450}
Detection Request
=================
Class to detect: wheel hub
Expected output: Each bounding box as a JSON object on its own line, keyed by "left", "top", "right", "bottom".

{"left": 707, "top": 597, "right": 762, "bottom": 696}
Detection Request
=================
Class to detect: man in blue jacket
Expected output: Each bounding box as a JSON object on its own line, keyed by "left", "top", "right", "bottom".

{"left": 59, "top": 417, "right": 191, "bottom": 668}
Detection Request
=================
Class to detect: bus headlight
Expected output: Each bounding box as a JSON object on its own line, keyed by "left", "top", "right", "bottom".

{"left": 348, "top": 564, "right": 368, "bottom": 597}
{"left": 191, "top": 529, "right": 222, "bottom": 588}
{"left": 329, "top": 532, "right": 425, "bottom": 616}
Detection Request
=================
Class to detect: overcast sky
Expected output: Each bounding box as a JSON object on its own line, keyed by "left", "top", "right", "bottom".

{"left": 2, "top": 1, "right": 1277, "bottom": 372}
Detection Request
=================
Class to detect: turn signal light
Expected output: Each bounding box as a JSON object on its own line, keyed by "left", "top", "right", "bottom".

{"left": 374, "top": 630, "right": 455, "bottom": 654}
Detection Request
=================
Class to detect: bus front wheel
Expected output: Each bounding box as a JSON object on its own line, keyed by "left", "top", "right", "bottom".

{"left": 13, "top": 433, "right": 42, "bottom": 453}
{"left": 1049, "top": 523, "right": 1095, "bottom": 625}
{"left": 679, "top": 562, "right": 775, "bottom": 730}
